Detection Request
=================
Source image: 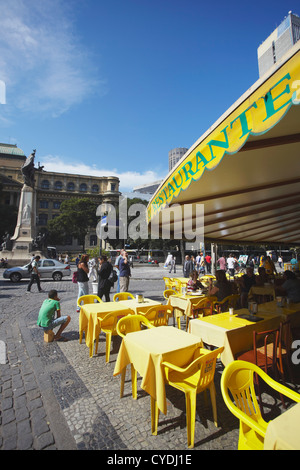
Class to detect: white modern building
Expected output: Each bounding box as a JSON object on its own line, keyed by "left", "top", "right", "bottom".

{"left": 258, "top": 11, "right": 300, "bottom": 77}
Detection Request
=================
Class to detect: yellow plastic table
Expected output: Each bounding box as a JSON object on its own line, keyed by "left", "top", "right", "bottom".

{"left": 264, "top": 403, "right": 300, "bottom": 450}
{"left": 79, "top": 298, "right": 161, "bottom": 356}
{"left": 188, "top": 310, "right": 283, "bottom": 365}
{"left": 113, "top": 326, "right": 203, "bottom": 414}
{"left": 167, "top": 293, "right": 206, "bottom": 319}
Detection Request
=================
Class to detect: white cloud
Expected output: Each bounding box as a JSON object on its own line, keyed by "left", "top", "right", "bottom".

{"left": 38, "top": 154, "right": 164, "bottom": 192}
{"left": 0, "top": 0, "right": 102, "bottom": 117}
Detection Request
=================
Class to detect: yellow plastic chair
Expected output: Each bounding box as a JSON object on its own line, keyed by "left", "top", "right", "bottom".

{"left": 152, "top": 346, "right": 224, "bottom": 448}
{"left": 163, "top": 277, "right": 173, "bottom": 290}
{"left": 190, "top": 296, "right": 218, "bottom": 319}
{"left": 94, "top": 308, "right": 134, "bottom": 361}
{"left": 77, "top": 295, "right": 102, "bottom": 343}
{"left": 212, "top": 294, "right": 240, "bottom": 313}
{"left": 220, "top": 360, "right": 300, "bottom": 450}
{"left": 77, "top": 294, "right": 102, "bottom": 306}
{"left": 172, "top": 279, "right": 183, "bottom": 294}
{"left": 116, "top": 314, "right": 154, "bottom": 399}
{"left": 163, "top": 289, "right": 177, "bottom": 300}
{"left": 113, "top": 292, "right": 135, "bottom": 301}
{"left": 141, "top": 305, "right": 173, "bottom": 327}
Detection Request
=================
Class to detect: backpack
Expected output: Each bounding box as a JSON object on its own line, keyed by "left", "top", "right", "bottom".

{"left": 28, "top": 262, "right": 33, "bottom": 273}
{"left": 72, "top": 271, "right": 78, "bottom": 284}
{"left": 108, "top": 269, "right": 118, "bottom": 285}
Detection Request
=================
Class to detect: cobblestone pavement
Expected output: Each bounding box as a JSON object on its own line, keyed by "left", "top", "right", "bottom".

{"left": 0, "top": 264, "right": 299, "bottom": 451}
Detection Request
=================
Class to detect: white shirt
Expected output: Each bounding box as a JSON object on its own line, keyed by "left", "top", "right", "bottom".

{"left": 227, "top": 257, "right": 235, "bottom": 269}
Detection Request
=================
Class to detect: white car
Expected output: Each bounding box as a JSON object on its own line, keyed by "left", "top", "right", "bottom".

{"left": 3, "top": 259, "right": 71, "bottom": 282}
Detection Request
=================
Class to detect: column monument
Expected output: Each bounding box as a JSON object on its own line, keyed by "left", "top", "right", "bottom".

{"left": 3, "top": 149, "right": 42, "bottom": 264}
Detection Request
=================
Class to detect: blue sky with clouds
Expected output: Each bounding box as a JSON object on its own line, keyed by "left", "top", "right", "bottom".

{"left": 0, "top": 0, "right": 299, "bottom": 191}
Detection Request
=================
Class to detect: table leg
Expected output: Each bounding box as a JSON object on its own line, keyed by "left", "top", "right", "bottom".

{"left": 151, "top": 396, "right": 159, "bottom": 435}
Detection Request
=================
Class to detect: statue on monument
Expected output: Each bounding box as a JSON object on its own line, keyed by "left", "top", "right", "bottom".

{"left": 21, "top": 149, "right": 36, "bottom": 188}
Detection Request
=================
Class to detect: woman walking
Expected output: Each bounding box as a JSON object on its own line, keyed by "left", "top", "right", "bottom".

{"left": 97, "top": 255, "right": 113, "bottom": 302}
{"left": 77, "top": 254, "right": 89, "bottom": 300}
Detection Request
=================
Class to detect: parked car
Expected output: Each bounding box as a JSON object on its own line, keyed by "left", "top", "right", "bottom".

{"left": 3, "top": 259, "right": 71, "bottom": 282}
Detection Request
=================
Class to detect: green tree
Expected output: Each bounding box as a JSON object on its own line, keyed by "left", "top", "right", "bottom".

{"left": 47, "top": 197, "right": 98, "bottom": 251}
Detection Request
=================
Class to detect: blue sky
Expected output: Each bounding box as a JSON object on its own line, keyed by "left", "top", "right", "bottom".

{"left": 0, "top": 0, "right": 299, "bottom": 191}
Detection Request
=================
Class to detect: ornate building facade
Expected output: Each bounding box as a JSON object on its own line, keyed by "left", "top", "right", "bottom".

{"left": 0, "top": 143, "right": 120, "bottom": 253}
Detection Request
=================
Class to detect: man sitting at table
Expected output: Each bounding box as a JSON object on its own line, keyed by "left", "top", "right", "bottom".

{"left": 187, "top": 270, "right": 205, "bottom": 293}
{"left": 37, "top": 290, "right": 71, "bottom": 342}
{"left": 276, "top": 270, "right": 300, "bottom": 303}
{"left": 236, "top": 267, "right": 256, "bottom": 308}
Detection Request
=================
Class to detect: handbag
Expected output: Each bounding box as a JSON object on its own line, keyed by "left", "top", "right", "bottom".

{"left": 72, "top": 271, "right": 78, "bottom": 284}
{"left": 108, "top": 269, "right": 118, "bottom": 284}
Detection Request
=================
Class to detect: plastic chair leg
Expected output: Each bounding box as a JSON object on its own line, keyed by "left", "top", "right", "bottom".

{"left": 209, "top": 383, "right": 218, "bottom": 427}
{"left": 105, "top": 333, "right": 112, "bottom": 362}
{"left": 120, "top": 367, "right": 126, "bottom": 398}
{"left": 185, "top": 390, "right": 197, "bottom": 449}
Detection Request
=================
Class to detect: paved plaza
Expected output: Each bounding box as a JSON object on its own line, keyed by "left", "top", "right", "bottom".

{"left": 0, "top": 264, "right": 299, "bottom": 452}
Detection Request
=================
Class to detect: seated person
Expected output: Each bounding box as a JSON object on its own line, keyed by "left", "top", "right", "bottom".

{"left": 255, "top": 266, "right": 269, "bottom": 286}
{"left": 276, "top": 270, "right": 300, "bottom": 303}
{"left": 236, "top": 267, "right": 256, "bottom": 308}
{"left": 187, "top": 270, "right": 205, "bottom": 293}
{"left": 37, "top": 289, "right": 71, "bottom": 342}
{"left": 208, "top": 270, "right": 232, "bottom": 305}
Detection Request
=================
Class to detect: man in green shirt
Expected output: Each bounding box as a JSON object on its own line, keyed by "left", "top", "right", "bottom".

{"left": 37, "top": 289, "right": 70, "bottom": 341}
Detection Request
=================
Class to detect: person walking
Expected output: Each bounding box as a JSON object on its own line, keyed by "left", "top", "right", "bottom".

{"left": 114, "top": 249, "right": 124, "bottom": 293}
{"left": 97, "top": 255, "right": 113, "bottom": 302}
{"left": 183, "top": 255, "right": 193, "bottom": 278}
{"left": 205, "top": 253, "right": 212, "bottom": 273}
{"left": 77, "top": 254, "right": 89, "bottom": 300}
{"left": 227, "top": 253, "right": 236, "bottom": 277}
{"left": 27, "top": 255, "right": 43, "bottom": 292}
{"left": 88, "top": 257, "right": 97, "bottom": 282}
{"left": 169, "top": 255, "right": 176, "bottom": 273}
{"left": 217, "top": 254, "right": 226, "bottom": 271}
{"left": 119, "top": 251, "right": 131, "bottom": 292}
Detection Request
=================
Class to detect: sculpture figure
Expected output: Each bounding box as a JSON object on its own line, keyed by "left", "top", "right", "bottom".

{"left": 21, "top": 149, "right": 36, "bottom": 188}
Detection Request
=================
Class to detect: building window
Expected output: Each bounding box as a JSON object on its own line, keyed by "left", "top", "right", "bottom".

{"left": 40, "top": 200, "right": 49, "bottom": 209}
{"left": 92, "top": 184, "right": 99, "bottom": 193}
{"left": 38, "top": 213, "right": 48, "bottom": 225}
{"left": 111, "top": 183, "right": 116, "bottom": 191}
{"left": 90, "top": 235, "right": 97, "bottom": 246}
{"left": 67, "top": 182, "right": 75, "bottom": 191}
{"left": 79, "top": 183, "right": 87, "bottom": 192}
{"left": 41, "top": 180, "right": 50, "bottom": 189}
{"left": 53, "top": 201, "right": 61, "bottom": 209}
{"left": 54, "top": 181, "right": 63, "bottom": 190}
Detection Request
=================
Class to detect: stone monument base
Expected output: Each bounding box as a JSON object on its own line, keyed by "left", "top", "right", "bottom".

{"left": 3, "top": 184, "right": 42, "bottom": 266}
{"left": 2, "top": 249, "right": 43, "bottom": 267}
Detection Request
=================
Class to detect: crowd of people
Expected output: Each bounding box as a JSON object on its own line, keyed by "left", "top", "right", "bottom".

{"left": 75, "top": 250, "right": 131, "bottom": 302}
{"left": 31, "top": 249, "right": 299, "bottom": 342}
{"left": 185, "top": 265, "right": 300, "bottom": 310}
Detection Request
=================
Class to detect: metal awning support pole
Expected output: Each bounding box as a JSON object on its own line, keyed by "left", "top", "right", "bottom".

{"left": 211, "top": 242, "right": 218, "bottom": 275}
